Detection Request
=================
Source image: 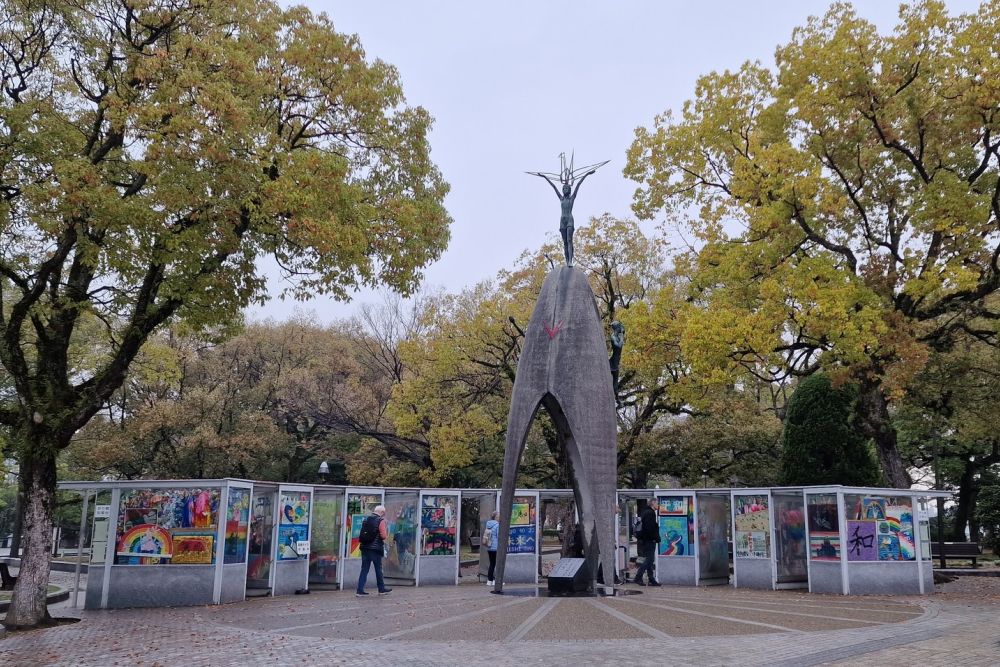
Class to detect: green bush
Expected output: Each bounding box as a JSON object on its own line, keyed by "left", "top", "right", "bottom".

{"left": 780, "top": 374, "right": 882, "bottom": 486}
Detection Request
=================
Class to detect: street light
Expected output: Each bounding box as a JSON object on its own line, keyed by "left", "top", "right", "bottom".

{"left": 317, "top": 460, "right": 330, "bottom": 484}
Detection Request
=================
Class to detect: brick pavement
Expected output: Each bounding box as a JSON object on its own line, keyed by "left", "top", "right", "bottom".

{"left": 1, "top": 583, "right": 997, "bottom": 666}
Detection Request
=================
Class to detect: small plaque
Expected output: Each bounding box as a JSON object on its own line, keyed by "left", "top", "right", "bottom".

{"left": 94, "top": 505, "right": 111, "bottom": 519}
{"left": 296, "top": 541, "right": 310, "bottom": 556}
{"left": 548, "top": 557, "right": 589, "bottom": 595}
{"left": 549, "top": 558, "right": 586, "bottom": 578}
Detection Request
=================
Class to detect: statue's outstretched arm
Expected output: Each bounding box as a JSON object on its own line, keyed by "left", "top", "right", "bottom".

{"left": 571, "top": 169, "right": 597, "bottom": 199}
{"left": 530, "top": 172, "right": 563, "bottom": 199}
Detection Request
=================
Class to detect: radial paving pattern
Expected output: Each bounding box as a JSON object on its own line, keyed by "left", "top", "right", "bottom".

{"left": 2, "top": 583, "right": 998, "bottom": 666}
{"left": 206, "top": 584, "right": 925, "bottom": 641}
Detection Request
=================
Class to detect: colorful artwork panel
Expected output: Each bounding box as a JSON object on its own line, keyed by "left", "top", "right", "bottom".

{"left": 420, "top": 495, "right": 458, "bottom": 556}
{"left": 658, "top": 497, "right": 687, "bottom": 516}
{"left": 733, "top": 495, "right": 769, "bottom": 534}
{"left": 885, "top": 501, "right": 915, "bottom": 561}
{"left": 277, "top": 491, "right": 310, "bottom": 561}
{"left": 846, "top": 521, "right": 878, "bottom": 561}
{"left": 172, "top": 533, "right": 215, "bottom": 564}
{"left": 123, "top": 508, "right": 159, "bottom": 531}
{"left": 658, "top": 516, "right": 689, "bottom": 556}
{"left": 421, "top": 527, "right": 457, "bottom": 555}
{"left": 349, "top": 513, "right": 366, "bottom": 558}
{"left": 345, "top": 493, "right": 381, "bottom": 559}
{"left": 118, "top": 488, "right": 220, "bottom": 532}
{"left": 862, "top": 497, "right": 886, "bottom": 520}
{"left": 423, "top": 507, "right": 445, "bottom": 528}
{"left": 280, "top": 491, "right": 310, "bottom": 525}
{"left": 115, "top": 487, "right": 220, "bottom": 564}
{"left": 508, "top": 525, "right": 536, "bottom": 554}
{"left": 735, "top": 530, "right": 768, "bottom": 558}
{"left": 422, "top": 495, "right": 457, "bottom": 525}
{"left": 224, "top": 488, "right": 250, "bottom": 565}
{"left": 809, "top": 532, "right": 841, "bottom": 561}
{"left": 807, "top": 495, "right": 839, "bottom": 533}
{"left": 278, "top": 524, "right": 309, "bottom": 560}
{"left": 878, "top": 533, "right": 901, "bottom": 561}
{"left": 510, "top": 502, "right": 530, "bottom": 526}
{"left": 116, "top": 525, "right": 172, "bottom": 564}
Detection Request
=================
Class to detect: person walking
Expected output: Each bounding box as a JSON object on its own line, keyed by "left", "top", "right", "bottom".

{"left": 485, "top": 511, "right": 500, "bottom": 586}
{"left": 356, "top": 505, "right": 392, "bottom": 597}
{"left": 634, "top": 501, "right": 661, "bottom": 586}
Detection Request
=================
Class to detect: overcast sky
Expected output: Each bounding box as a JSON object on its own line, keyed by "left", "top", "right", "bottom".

{"left": 247, "top": 0, "right": 983, "bottom": 323}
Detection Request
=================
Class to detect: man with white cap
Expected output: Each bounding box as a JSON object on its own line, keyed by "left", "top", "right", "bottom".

{"left": 356, "top": 505, "right": 392, "bottom": 596}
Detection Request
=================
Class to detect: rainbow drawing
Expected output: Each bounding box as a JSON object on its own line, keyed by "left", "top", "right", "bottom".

{"left": 886, "top": 504, "right": 915, "bottom": 560}
{"left": 116, "top": 525, "right": 172, "bottom": 564}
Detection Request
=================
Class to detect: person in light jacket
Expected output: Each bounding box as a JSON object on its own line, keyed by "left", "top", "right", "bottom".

{"left": 485, "top": 511, "right": 500, "bottom": 586}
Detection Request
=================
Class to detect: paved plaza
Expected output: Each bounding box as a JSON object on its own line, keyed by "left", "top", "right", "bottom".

{"left": 2, "top": 576, "right": 999, "bottom": 666}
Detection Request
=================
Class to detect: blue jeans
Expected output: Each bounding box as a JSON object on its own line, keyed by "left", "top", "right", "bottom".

{"left": 357, "top": 548, "right": 386, "bottom": 593}
{"left": 635, "top": 540, "right": 656, "bottom": 582}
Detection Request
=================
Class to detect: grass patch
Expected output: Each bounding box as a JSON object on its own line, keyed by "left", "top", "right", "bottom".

{"left": 0, "top": 585, "right": 60, "bottom": 602}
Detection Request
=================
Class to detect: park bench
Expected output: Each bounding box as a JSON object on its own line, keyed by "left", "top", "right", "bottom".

{"left": 0, "top": 562, "right": 15, "bottom": 590}
{"left": 930, "top": 542, "right": 983, "bottom": 568}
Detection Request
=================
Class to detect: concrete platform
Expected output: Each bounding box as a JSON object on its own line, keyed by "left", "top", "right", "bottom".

{"left": 2, "top": 582, "right": 998, "bottom": 666}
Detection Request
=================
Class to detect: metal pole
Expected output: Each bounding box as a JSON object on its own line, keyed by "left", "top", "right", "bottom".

{"left": 72, "top": 490, "right": 89, "bottom": 609}
{"left": 934, "top": 439, "right": 946, "bottom": 570}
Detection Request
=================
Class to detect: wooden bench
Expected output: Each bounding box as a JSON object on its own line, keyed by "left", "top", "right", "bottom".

{"left": 0, "top": 562, "right": 16, "bottom": 591}
{"left": 930, "top": 542, "right": 982, "bottom": 568}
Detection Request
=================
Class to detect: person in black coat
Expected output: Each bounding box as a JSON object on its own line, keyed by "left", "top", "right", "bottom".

{"left": 634, "top": 501, "right": 661, "bottom": 586}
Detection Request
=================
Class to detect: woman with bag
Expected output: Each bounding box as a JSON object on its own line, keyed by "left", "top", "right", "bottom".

{"left": 484, "top": 511, "right": 500, "bottom": 586}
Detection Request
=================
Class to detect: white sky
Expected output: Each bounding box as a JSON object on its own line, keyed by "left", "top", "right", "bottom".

{"left": 247, "top": 0, "right": 984, "bottom": 323}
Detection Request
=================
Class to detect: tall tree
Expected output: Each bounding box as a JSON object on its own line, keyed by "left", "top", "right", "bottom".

{"left": 780, "top": 373, "right": 881, "bottom": 486}
{"left": 895, "top": 331, "right": 1000, "bottom": 540}
{"left": 0, "top": 0, "right": 449, "bottom": 627}
{"left": 626, "top": 1, "right": 1000, "bottom": 488}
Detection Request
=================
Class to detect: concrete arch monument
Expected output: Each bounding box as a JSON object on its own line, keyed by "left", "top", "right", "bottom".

{"left": 493, "top": 266, "right": 618, "bottom": 593}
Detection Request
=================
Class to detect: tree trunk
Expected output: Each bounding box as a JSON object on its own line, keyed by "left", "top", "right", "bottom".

{"left": 855, "top": 379, "right": 910, "bottom": 488}
{"left": 2, "top": 449, "right": 57, "bottom": 629}
{"left": 952, "top": 459, "right": 977, "bottom": 541}
{"left": 9, "top": 485, "right": 24, "bottom": 558}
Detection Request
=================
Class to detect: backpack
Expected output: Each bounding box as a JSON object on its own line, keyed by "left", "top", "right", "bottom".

{"left": 632, "top": 514, "right": 643, "bottom": 537}
{"left": 358, "top": 515, "right": 380, "bottom": 546}
{"left": 482, "top": 526, "right": 493, "bottom": 549}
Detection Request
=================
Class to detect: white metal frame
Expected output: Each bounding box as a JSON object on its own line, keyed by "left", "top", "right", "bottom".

{"left": 308, "top": 486, "right": 347, "bottom": 588}
{"left": 730, "top": 488, "right": 774, "bottom": 589}
{"left": 340, "top": 487, "right": 385, "bottom": 590}
{"left": 51, "top": 480, "right": 949, "bottom": 604}
{"left": 416, "top": 489, "right": 462, "bottom": 586}
{"left": 212, "top": 480, "right": 253, "bottom": 603}
{"left": 655, "top": 492, "right": 696, "bottom": 585}
{"left": 274, "top": 484, "right": 314, "bottom": 593}
{"left": 769, "top": 489, "right": 808, "bottom": 590}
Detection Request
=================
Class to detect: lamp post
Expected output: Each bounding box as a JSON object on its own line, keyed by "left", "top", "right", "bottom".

{"left": 317, "top": 460, "right": 330, "bottom": 484}
{"left": 702, "top": 469, "right": 708, "bottom": 488}
{"left": 934, "top": 439, "right": 946, "bottom": 569}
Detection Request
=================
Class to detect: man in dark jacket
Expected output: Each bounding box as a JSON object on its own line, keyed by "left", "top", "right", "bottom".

{"left": 634, "top": 501, "right": 661, "bottom": 586}
{"left": 356, "top": 505, "right": 392, "bottom": 596}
